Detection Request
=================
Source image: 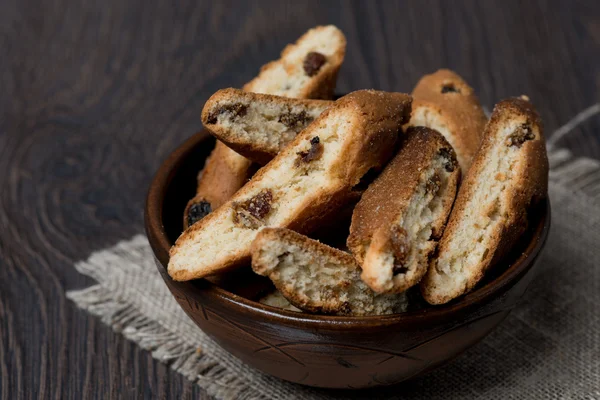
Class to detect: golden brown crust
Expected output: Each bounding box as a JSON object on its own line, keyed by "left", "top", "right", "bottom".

{"left": 348, "top": 127, "right": 460, "bottom": 293}
{"left": 329, "top": 91, "right": 412, "bottom": 182}
{"left": 201, "top": 88, "right": 332, "bottom": 164}
{"left": 169, "top": 90, "right": 412, "bottom": 281}
{"left": 420, "top": 96, "right": 549, "bottom": 305}
{"left": 408, "top": 69, "right": 488, "bottom": 172}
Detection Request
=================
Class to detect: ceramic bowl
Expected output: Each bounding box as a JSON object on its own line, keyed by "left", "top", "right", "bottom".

{"left": 145, "top": 130, "right": 550, "bottom": 389}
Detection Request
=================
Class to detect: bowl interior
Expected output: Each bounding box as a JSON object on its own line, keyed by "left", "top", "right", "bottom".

{"left": 147, "top": 130, "right": 550, "bottom": 324}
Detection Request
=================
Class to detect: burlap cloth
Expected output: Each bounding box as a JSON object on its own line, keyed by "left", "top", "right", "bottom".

{"left": 67, "top": 106, "right": 600, "bottom": 399}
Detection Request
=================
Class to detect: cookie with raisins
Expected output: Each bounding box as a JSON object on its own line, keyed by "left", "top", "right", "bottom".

{"left": 421, "top": 97, "right": 548, "bottom": 305}
{"left": 201, "top": 88, "right": 332, "bottom": 164}
{"left": 347, "top": 127, "right": 460, "bottom": 294}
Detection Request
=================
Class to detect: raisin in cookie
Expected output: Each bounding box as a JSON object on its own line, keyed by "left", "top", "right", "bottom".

{"left": 347, "top": 127, "right": 460, "bottom": 294}
{"left": 169, "top": 90, "right": 412, "bottom": 281}
{"left": 252, "top": 228, "right": 408, "bottom": 316}
{"left": 407, "top": 69, "right": 488, "bottom": 172}
{"left": 186, "top": 25, "right": 347, "bottom": 227}
{"left": 202, "top": 88, "right": 332, "bottom": 164}
{"left": 421, "top": 96, "right": 549, "bottom": 305}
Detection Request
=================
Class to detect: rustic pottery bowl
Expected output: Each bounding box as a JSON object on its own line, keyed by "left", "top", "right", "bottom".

{"left": 145, "top": 130, "right": 550, "bottom": 389}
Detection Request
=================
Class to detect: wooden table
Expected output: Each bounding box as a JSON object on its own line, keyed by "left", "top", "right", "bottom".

{"left": 1, "top": 1, "right": 598, "bottom": 398}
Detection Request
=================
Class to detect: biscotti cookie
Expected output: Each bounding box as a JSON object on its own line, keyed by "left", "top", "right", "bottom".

{"left": 421, "top": 96, "right": 549, "bottom": 305}
{"left": 252, "top": 228, "right": 408, "bottom": 316}
{"left": 243, "top": 25, "right": 346, "bottom": 99}
{"left": 169, "top": 90, "right": 412, "bottom": 281}
{"left": 201, "top": 88, "right": 332, "bottom": 164}
{"left": 347, "top": 127, "right": 460, "bottom": 294}
{"left": 186, "top": 25, "right": 347, "bottom": 227}
{"left": 407, "top": 69, "right": 488, "bottom": 172}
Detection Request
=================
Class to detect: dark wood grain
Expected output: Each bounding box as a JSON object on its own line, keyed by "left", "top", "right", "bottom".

{"left": 0, "top": 0, "right": 598, "bottom": 398}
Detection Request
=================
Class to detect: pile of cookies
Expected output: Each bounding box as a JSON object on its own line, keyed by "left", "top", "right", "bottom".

{"left": 168, "top": 25, "right": 549, "bottom": 316}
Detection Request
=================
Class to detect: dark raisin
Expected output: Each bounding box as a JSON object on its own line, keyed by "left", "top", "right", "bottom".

{"left": 505, "top": 123, "right": 535, "bottom": 147}
{"left": 439, "top": 147, "right": 458, "bottom": 172}
{"left": 279, "top": 110, "right": 312, "bottom": 129}
{"left": 426, "top": 173, "right": 441, "bottom": 195}
{"left": 232, "top": 189, "right": 273, "bottom": 229}
{"left": 187, "top": 201, "right": 212, "bottom": 226}
{"left": 246, "top": 190, "right": 272, "bottom": 219}
{"left": 206, "top": 103, "right": 247, "bottom": 124}
{"left": 441, "top": 84, "right": 460, "bottom": 94}
{"left": 390, "top": 225, "right": 410, "bottom": 274}
{"left": 295, "top": 136, "right": 323, "bottom": 165}
{"left": 303, "top": 52, "right": 327, "bottom": 76}
{"left": 206, "top": 112, "right": 218, "bottom": 125}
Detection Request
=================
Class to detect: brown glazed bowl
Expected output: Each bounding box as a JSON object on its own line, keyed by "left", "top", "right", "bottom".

{"left": 145, "top": 130, "right": 551, "bottom": 389}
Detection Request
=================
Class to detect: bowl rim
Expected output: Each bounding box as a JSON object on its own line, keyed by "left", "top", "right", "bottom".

{"left": 145, "top": 130, "right": 551, "bottom": 329}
